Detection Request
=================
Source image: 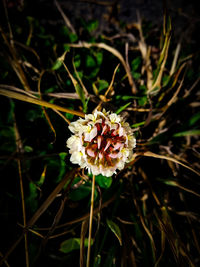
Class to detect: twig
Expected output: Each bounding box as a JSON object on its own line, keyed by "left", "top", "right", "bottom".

{"left": 54, "top": 0, "right": 76, "bottom": 34}
{"left": 86, "top": 175, "right": 96, "bottom": 267}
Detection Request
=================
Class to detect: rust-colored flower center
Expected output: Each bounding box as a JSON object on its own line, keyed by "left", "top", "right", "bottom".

{"left": 83, "top": 121, "right": 126, "bottom": 167}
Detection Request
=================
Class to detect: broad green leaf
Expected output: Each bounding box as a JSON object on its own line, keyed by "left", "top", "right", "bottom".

{"left": 95, "top": 174, "right": 112, "bottom": 189}
{"left": 173, "top": 129, "right": 200, "bottom": 137}
{"left": 69, "top": 185, "right": 91, "bottom": 201}
{"left": 60, "top": 238, "right": 93, "bottom": 254}
{"left": 98, "top": 80, "right": 109, "bottom": 92}
{"left": 86, "top": 55, "right": 96, "bottom": 68}
{"left": 106, "top": 219, "right": 122, "bottom": 246}
{"left": 138, "top": 95, "right": 147, "bottom": 106}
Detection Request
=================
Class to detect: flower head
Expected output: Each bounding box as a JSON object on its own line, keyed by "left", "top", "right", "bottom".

{"left": 67, "top": 109, "right": 136, "bottom": 177}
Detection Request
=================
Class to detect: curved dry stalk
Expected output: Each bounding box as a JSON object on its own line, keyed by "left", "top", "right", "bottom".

{"left": 104, "top": 64, "right": 120, "bottom": 98}
{"left": 139, "top": 151, "right": 200, "bottom": 177}
{"left": 0, "top": 88, "right": 85, "bottom": 117}
{"left": 86, "top": 175, "right": 96, "bottom": 267}
{"left": 69, "top": 42, "right": 137, "bottom": 94}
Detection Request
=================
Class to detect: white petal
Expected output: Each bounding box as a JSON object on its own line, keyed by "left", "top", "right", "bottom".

{"left": 67, "top": 136, "right": 81, "bottom": 152}
{"left": 84, "top": 132, "right": 91, "bottom": 142}
{"left": 90, "top": 126, "right": 97, "bottom": 140}
{"left": 70, "top": 151, "right": 83, "bottom": 164}
{"left": 97, "top": 136, "right": 102, "bottom": 149}
{"left": 87, "top": 148, "right": 96, "bottom": 158}
{"left": 109, "top": 152, "right": 121, "bottom": 159}
{"left": 113, "top": 142, "right": 123, "bottom": 150}
{"left": 104, "top": 140, "right": 111, "bottom": 151}
{"left": 109, "top": 113, "right": 121, "bottom": 123}
{"left": 118, "top": 126, "right": 124, "bottom": 137}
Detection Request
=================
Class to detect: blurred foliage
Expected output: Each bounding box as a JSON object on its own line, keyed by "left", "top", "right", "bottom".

{"left": 0, "top": 1, "right": 200, "bottom": 267}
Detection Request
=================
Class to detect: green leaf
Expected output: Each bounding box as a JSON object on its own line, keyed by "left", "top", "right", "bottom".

{"left": 188, "top": 112, "right": 200, "bottom": 126}
{"left": 74, "top": 54, "right": 81, "bottom": 68}
{"left": 132, "top": 72, "right": 141, "bottom": 80}
{"left": 26, "top": 182, "right": 38, "bottom": 213}
{"left": 95, "top": 52, "right": 103, "bottom": 66}
{"left": 56, "top": 152, "right": 67, "bottom": 183}
{"left": 131, "top": 57, "right": 141, "bottom": 72}
{"left": 94, "top": 255, "right": 101, "bottom": 267}
{"left": 69, "top": 184, "right": 91, "bottom": 201}
{"left": 106, "top": 219, "right": 122, "bottom": 246}
{"left": 173, "top": 129, "right": 200, "bottom": 137}
{"left": 52, "top": 59, "right": 63, "bottom": 70}
{"left": 69, "top": 33, "right": 78, "bottom": 43}
{"left": 131, "top": 121, "right": 145, "bottom": 128}
{"left": 87, "top": 20, "right": 98, "bottom": 33}
{"left": 98, "top": 80, "right": 109, "bottom": 92}
{"left": 24, "top": 146, "right": 33, "bottom": 153}
{"left": 63, "top": 44, "right": 70, "bottom": 52}
{"left": 60, "top": 238, "right": 93, "bottom": 254}
{"left": 86, "top": 55, "right": 96, "bottom": 68}
{"left": 95, "top": 174, "right": 112, "bottom": 189}
{"left": 116, "top": 102, "right": 131, "bottom": 114}
{"left": 138, "top": 95, "right": 147, "bottom": 106}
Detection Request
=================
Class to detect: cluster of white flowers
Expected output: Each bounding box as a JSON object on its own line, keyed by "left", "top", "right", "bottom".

{"left": 67, "top": 109, "right": 136, "bottom": 177}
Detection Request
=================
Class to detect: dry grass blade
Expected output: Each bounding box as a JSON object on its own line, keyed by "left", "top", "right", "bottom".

{"left": 13, "top": 115, "right": 29, "bottom": 267}
{"left": 72, "top": 59, "right": 89, "bottom": 97}
{"left": 0, "top": 168, "right": 77, "bottom": 265}
{"left": 54, "top": 0, "right": 76, "bottom": 34}
{"left": 170, "top": 42, "right": 181, "bottom": 75}
{"left": 38, "top": 70, "right": 57, "bottom": 141}
{"left": 0, "top": 88, "right": 85, "bottom": 117}
{"left": 0, "top": 252, "right": 10, "bottom": 267}
{"left": 62, "top": 62, "right": 87, "bottom": 111}
{"left": 149, "top": 14, "right": 171, "bottom": 93}
{"left": 69, "top": 42, "right": 137, "bottom": 94}
{"left": 141, "top": 151, "right": 200, "bottom": 176}
{"left": 133, "top": 197, "right": 156, "bottom": 261}
{"left": 0, "top": 25, "right": 31, "bottom": 92}
{"left": 86, "top": 175, "right": 95, "bottom": 267}
{"left": 104, "top": 64, "right": 120, "bottom": 98}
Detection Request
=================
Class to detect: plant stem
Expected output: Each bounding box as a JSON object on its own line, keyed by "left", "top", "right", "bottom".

{"left": 86, "top": 175, "right": 95, "bottom": 267}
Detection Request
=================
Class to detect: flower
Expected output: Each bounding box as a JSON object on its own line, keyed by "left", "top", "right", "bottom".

{"left": 66, "top": 109, "right": 136, "bottom": 177}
